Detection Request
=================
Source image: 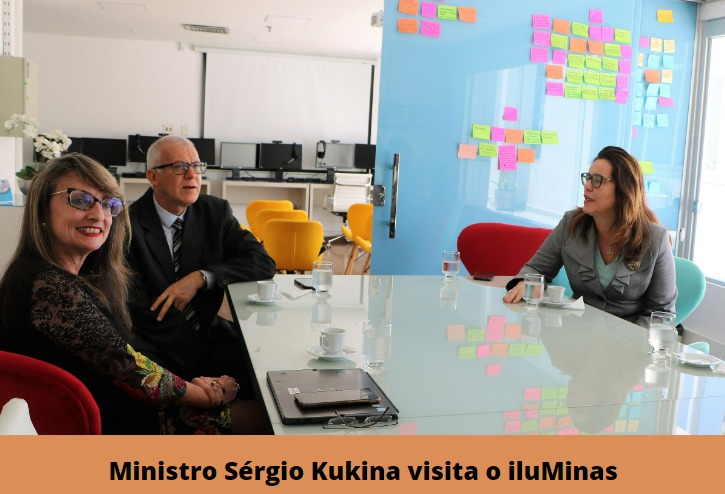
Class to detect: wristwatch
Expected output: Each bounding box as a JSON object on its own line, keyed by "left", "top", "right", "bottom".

{"left": 198, "top": 270, "right": 208, "bottom": 289}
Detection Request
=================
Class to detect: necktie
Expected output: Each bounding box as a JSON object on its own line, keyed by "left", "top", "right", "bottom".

{"left": 172, "top": 218, "right": 201, "bottom": 331}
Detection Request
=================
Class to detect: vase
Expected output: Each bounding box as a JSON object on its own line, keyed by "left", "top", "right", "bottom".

{"left": 17, "top": 178, "right": 32, "bottom": 195}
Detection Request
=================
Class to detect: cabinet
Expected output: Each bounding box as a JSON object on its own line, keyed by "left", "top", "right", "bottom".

{"left": 0, "top": 57, "right": 39, "bottom": 138}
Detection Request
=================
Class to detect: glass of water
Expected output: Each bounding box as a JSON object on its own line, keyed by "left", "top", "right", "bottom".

{"left": 522, "top": 273, "right": 545, "bottom": 312}
{"left": 442, "top": 250, "right": 461, "bottom": 282}
{"left": 648, "top": 311, "right": 677, "bottom": 360}
{"left": 312, "top": 261, "right": 333, "bottom": 299}
{"left": 362, "top": 320, "right": 392, "bottom": 375}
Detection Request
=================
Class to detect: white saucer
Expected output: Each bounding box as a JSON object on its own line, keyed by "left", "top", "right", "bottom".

{"left": 540, "top": 296, "right": 575, "bottom": 308}
{"left": 307, "top": 345, "right": 355, "bottom": 361}
{"left": 674, "top": 352, "right": 721, "bottom": 368}
{"left": 247, "top": 294, "right": 283, "bottom": 305}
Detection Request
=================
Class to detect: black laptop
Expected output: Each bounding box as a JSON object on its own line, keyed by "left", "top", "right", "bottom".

{"left": 266, "top": 368, "right": 399, "bottom": 425}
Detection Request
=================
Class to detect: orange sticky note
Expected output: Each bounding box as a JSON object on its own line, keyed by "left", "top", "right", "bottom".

{"left": 539, "top": 416, "right": 557, "bottom": 429}
{"left": 397, "top": 18, "right": 418, "bottom": 33}
{"left": 552, "top": 18, "right": 571, "bottom": 34}
{"left": 644, "top": 69, "right": 661, "bottom": 83}
{"left": 505, "top": 129, "right": 524, "bottom": 144}
{"left": 657, "top": 10, "right": 674, "bottom": 23}
{"left": 546, "top": 64, "right": 563, "bottom": 79}
{"left": 399, "top": 0, "right": 419, "bottom": 16}
{"left": 588, "top": 40, "right": 604, "bottom": 55}
{"left": 457, "top": 144, "right": 477, "bottom": 159}
{"left": 570, "top": 38, "right": 587, "bottom": 53}
{"left": 517, "top": 148, "right": 535, "bottom": 163}
{"left": 505, "top": 323, "right": 521, "bottom": 339}
{"left": 458, "top": 7, "right": 476, "bottom": 23}
{"left": 491, "top": 343, "right": 510, "bottom": 356}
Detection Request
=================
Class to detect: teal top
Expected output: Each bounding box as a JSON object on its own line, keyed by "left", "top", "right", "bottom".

{"left": 594, "top": 246, "right": 620, "bottom": 291}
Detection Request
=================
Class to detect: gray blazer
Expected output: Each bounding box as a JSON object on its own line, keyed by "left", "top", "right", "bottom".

{"left": 510, "top": 210, "right": 677, "bottom": 328}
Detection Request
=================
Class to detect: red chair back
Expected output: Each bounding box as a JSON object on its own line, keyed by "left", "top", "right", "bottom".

{"left": 457, "top": 222, "right": 552, "bottom": 276}
{"left": 0, "top": 351, "right": 101, "bottom": 434}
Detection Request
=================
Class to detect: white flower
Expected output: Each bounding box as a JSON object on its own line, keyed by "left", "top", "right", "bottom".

{"left": 6, "top": 114, "right": 71, "bottom": 161}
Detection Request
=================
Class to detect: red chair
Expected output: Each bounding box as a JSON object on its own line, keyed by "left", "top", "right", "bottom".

{"left": 457, "top": 222, "right": 552, "bottom": 276}
{"left": 0, "top": 351, "right": 101, "bottom": 434}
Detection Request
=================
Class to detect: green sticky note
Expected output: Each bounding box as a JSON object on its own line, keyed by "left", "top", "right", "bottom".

{"left": 599, "top": 73, "right": 617, "bottom": 87}
{"left": 582, "top": 86, "right": 599, "bottom": 100}
{"left": 558, "top": 387, "right": 569, "bottom": 399}
{"left": 640, "top": 161, "right": 655, "bottom": 175}
{"left": 551, "top": 33, "right": 569, "bottom": 50}
{"left": 508, "top": 343, "right": 526, "bottom": 356}
{"left": 542, "top": 387, "right": 558, "bottom": 400}
{"left": 541, "top": 132, "right": 558, "bottom": 145}
{"left": 602, "top": 57, "right": 619, "bottom": 72}
{"left": 467, "top": 328, "right": 485, "bottom": 342}
{"left": 583, "top": 71, "right": 600, "bottom": 85}
{"left": 567, "top": 54, "right": 585, "bottom": 68}
{"left": 523, "top": 130, "right": 542, "bottom": 145}
{"left": 564, "top": 84, "right": 582, "bottom": 99}
{"left": 539, "top": 407, "right": 556, "bottom": 416}
{"left": 556, "top": 406, "right": 569, "bottom": 415}
{"left": 598, "top": 87, "right": 616, "bottom": 100}
{"left": 541, "top": 400, "right": 558, "bottom": 409}
{"left": 604, "top": 43, "right": 622, "bottom": 57}
{"left": 585, "top": 55, "right": 602, "bottom": 70}
{"left": 566, "top": 69, "right": 583, "bottom": 84}
{"left": 458, "top": 346, "right": 476, "bottom": 359}
{"left": 438, "top": 5, "right": 457, "bottom": 20}
{"left": 521, "top": 419, "right": 538, "bottom": 432}
{"left": 572, "top": 22, "right": 589, "bottom": 38}
{"left": 615, "top": 28, "right": 631, "bottom": 44}
{"left": 479, "top": 143, "right": 498, "bottom": 157}
{"left": 472, "top": 124, "right": 491, "bottom": 140}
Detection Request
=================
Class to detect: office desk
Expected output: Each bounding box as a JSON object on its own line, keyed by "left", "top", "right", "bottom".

{"left": 227, "top": 275, "right": 725, "bottom": 435}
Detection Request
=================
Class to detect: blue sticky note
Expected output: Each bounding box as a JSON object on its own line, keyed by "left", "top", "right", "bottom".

{"left": 659, "top": 84, "right": 671, "bottom": 97}
{"left": 647, "top": 54, "right": 661, "bottom": 69}
{"left": 635, "top": 97, "right": 644, "bottom": 110}
{"left": 662, "top": 55, "right": 675, "bottom": 69}
{"left": 636, "top": 82, "right": 644, "bottom": 97}
{"left": 645, "top": 96, "right": 658, "bottom": 110}
{"left": 633, "top": 111, "right": 642, "bottom": 126}
{"left": 643, "top": 114, "right": 656, "bottom": 128}
{"left": 647, "top": 84, "right": 660, "bottom": 97}
{"left": 657, "top": 114, "right": 669, "bottom": 127}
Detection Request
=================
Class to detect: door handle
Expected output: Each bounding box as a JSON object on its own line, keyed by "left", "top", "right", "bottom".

{"left": 388, "top": 153, "right": 400, "bottom": 238}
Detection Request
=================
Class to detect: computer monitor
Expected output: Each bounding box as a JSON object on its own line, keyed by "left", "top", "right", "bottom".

{"left": 354, "top": 144, "right": 376, "bottom": 170}
{"left": 80, "top": 137, "right": 127, "bottom": 168}
{"left": 188, "top": 137, "right": 216, "bottom": 165}
{"left": 315, "top": 142, "right": 355, "bottom": 169}
{"left": 127, "top": 135, "right": 160, "bottom": 163}
{"left": 257, "top": 143, "right": 303, "bottom": 173}
{"left": 220, "top": 142, "right": 258, "bottom": 168}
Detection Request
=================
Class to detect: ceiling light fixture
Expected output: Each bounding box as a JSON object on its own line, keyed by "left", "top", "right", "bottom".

{"left": 263, "top": 15, "right": 310, "bottom": 26}
{"left": 182, "top": 24, "right": 230, "bottom": 34}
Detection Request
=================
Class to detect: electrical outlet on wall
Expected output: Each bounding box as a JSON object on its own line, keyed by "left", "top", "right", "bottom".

{"left": 162, "top": 124, "right": 174, "bottom": 134}
{"left": 180, "top": 125, "right": 189, "bottom": 136}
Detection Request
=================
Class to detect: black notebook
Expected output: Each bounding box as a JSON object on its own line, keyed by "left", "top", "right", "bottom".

{"left": 266, "top": 368, "right": 399, "bottom": 425}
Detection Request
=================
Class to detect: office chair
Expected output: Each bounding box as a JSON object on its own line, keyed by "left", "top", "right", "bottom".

{"left": 342, "top": 203, "right": 373, "bottom": 274}
{"left": 674, "top": 257, "right": 706, "bottom": 326}
{"left": 324, "top": 172, "right": 372, "bottom": 247}
{"left": 262, "top": 219, "right": 325, "bottom": 272}
{"left": 0, "top": 351, "right": 101, "bottom": 434}
{"left": 255, "top": 208, "right": 309, "bottom": 243}
{"left": 354, "top": 228, "right": 372, "bottom": 274}
{"left": 245, "top": 200, "right": 294, "bottom": 239}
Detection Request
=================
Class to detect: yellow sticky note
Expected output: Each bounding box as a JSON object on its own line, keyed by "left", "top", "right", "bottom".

{"left": 584, "top": 71, "right": 600, "bottom": 85}
{"left": 472, "top": 124, "right": 491, "bottom": 140}
{"left": 564, "top": 84, "right": 582, "bottom": 99}
{"left": 479, "top": 143, "right": 498, "bottom": 157}
{"left": 541, "top": 131, "right": 559, "bottom": 144}
{"left": 585, "top": 55, "right": 602, "bottom": 70}
{"left": 523, "top": 130, "right": 542, "bottom": 144}
{"left": 650, "top": 37, "right": 663, "bottom": 52}
{"left": 639, "top": 161, "right": 655, "bottom": 175}
{"left": 517, "top": 148, "right": 535, "bottom": 163}
{"left": 568, "top": 54, "right": 585, "bottom": 68}
{"left": 664, "top": 39, "right": 676, "bottom": 54}
{"left": 598, "top": 87, "right": 615, "bottom": 100}
{"left": 551, "top": 33, "right": 569, "bottom": 50}
{"left": 614, "top": 28, "right": 631, "bottom": 44}
{"left": 600, "top": 73, "right": 617, "bottom": 87}
{"left": 582, "top": 86, "right": 599, "bottom": 100}
{"left": 661, "top": 69, "right": 673, "bottom": 84}
{"left": 399, "top": 0, "right": 419, "bottom": 16}
{"left": 604, "top": 43, "right": 621, "bottom": 57}
{"left": 571, "top": 22, "right": 589, "bottom": 38}
{"left": 602, "top": 57, "right": 619, "bottom": 72}
{"left": 458, "top": 346, "right": 476, "bottom": 359}
{"left": 638, "top": 52, "right": 645, "bottom": 67}
{"left": 438, "top": 4, "right": 457, "bottom": 20}
{"left": 657, "top": 10, "right": 674, "bottom": 23}
{"left": 508, "top": 343, "right": 527, "bottom": 356}
{"left": 397, "top": 18, "right": 418, "bottom": 33}
{"left": 566, "top": 69, "right": 583, "bottom": 84}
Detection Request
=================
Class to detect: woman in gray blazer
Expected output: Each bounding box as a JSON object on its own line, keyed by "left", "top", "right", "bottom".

{"left": 503, "top": 146, "right": 677, "bottom": 328}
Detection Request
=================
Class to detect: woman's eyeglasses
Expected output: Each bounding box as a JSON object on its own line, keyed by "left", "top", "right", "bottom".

{"left": 580, "top": 172, "right": 615, "bottom": 188}
{"left": 322, "top": 407, "right": 397, "bottom": 430}
{"left": 50, "top": 188, "right": 125, "bottom": 217}
{"left": 152, "top": 161, "right": 207, "bottom": 175}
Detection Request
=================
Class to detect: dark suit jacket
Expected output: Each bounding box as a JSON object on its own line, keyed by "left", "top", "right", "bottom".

{"left": 126, "top": 188, "right": 276, "bottom": 364}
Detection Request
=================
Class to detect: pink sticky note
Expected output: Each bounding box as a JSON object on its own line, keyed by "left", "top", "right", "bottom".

{"left": 504, "top": 410, "right": 521, "bottom": 419}
{"left": 486, "top": 364, "right": 501, "bottom": 376}
{"left": 421, "top": 2, "right": 437, "bottom": 18}
{"left": 498, "top": 145, "right": 517, "bottom": 170}
{"left": 632, "top": 126, "right": 637, "bottom": 138}
{"left": 619, "top": 60, "right": 632, "bottom": 74}
{"left": 530, "top": 47, "right": 549, "bottom": 63}
{"left": 658, "top": 96, "right": 674, "bottom": 107}
{"left": 446, "top": 324, "right": 466, "bottom": 340}
{"left": 487, "top": 315, "right": 506, "bottom": 331}
{"left": 477, "top": 344, "right": 491, "bottom": 357}
{"left": 639, "top": 36, "right": 650, "bottom": 48}
{"left": 457, "top": 143, "right": 477, "bottom": 159}
{"left": 398, "top": 422, "right": 418, "bottom": 435}
{"left": 486, "top": 329, "right": 503, "bottom": 342}
{"left": 503, "top": 106, "right": 518, "bottom": 121}
{"left": 615, "top": 89, "right": 628, "bottom": 104}
{"left": 546, "top": 81, "right": 564, "bottom": 96}
{"left": 504, "top": 420, "right": 522, "bottom": 433}
{"left": 590, "top": 9, "right": 603, "bottom": 24}
{"left": 525, "top": 409, "right": 540, "bottom": 419}
{"left": 552, "top": 49, "right": 567, "bottom": 65}
{"left": 633, "top": 384, "right": 645, "bottom": 391}
{"left": 533, "top": 31, "right": 551, "bottom": 47}
{"left": 602, "top": 26, "right": 614, "bottom": 42}
{"left": 620, "top": 45, "right": 632, "bottom": 59}
{"left": 420, "top": 20, "right": 440, "bottom": 38}
{"left": 524, "top": 387, "right": 542, "bottom": 401}
{"left": 532, "top": 14, "right": 551, "bottom": 30}
{"left": 589, "top": 25, "right": 602, "bottom": 41}
{"left": 491, "top": 126, "right": 506, "bottom": 142}
{"left": 616, "top": 74, "right": 629, "bottom": 88}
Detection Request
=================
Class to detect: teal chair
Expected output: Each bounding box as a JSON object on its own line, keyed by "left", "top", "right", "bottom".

{"left": 674, "top": 257, "right": 706, "bottom": 326}
{"left": 551, "top": 267, "right": 573, "bottom": 298}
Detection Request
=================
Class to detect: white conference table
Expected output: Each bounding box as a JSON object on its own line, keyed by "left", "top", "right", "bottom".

{"left": 227, "top": 275, "right": 725, "bottom": 435}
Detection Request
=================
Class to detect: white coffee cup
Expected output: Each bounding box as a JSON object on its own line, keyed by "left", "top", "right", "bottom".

{"left": 547, "top": 285, "right": 565, "bottom": 303}
{"left": 320, "top": 328, "right": 346, "bottom": 355}
{"left": 257, "top": 280, "right": 277, "bottom": 301}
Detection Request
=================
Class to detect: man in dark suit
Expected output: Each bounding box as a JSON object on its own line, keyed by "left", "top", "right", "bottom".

{"left": 126, "top": 135, "right": 276, "bottom": 400}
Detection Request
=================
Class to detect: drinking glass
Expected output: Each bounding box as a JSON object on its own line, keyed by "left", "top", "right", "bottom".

{"left": 648, "top": 311, "right": 677, "bottom": 360}
{"left": 312, "top": 261, "right": 333, "bottom": 298}
{"left": 442, "top": 250, "right": 460, "bottom": 282}
{"left": 522, "top": 273, "right": 544, "bottom": 312}
{"left": 310, "top": 297, "right": 332, "bottom": 332}
{"left": 362, "top": 320, "right": 392, "bottom": 375}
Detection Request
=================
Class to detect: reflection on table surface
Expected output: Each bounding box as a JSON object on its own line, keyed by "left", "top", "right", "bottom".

{"left": 227, "top": 275, "right": 725, "bottom": 435}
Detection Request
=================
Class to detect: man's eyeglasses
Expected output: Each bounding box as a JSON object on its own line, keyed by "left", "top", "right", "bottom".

{"left": 50, "top": 188, "right": 125, "bottom": 217}
{"left": 322, "top": 407, "right": 397, "bottom": 429}
{"left": 151, "top": 161, "right": 207, "bottom": 175}
{"left": 580, "top": 172, "right": 615, "bottom": 188}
